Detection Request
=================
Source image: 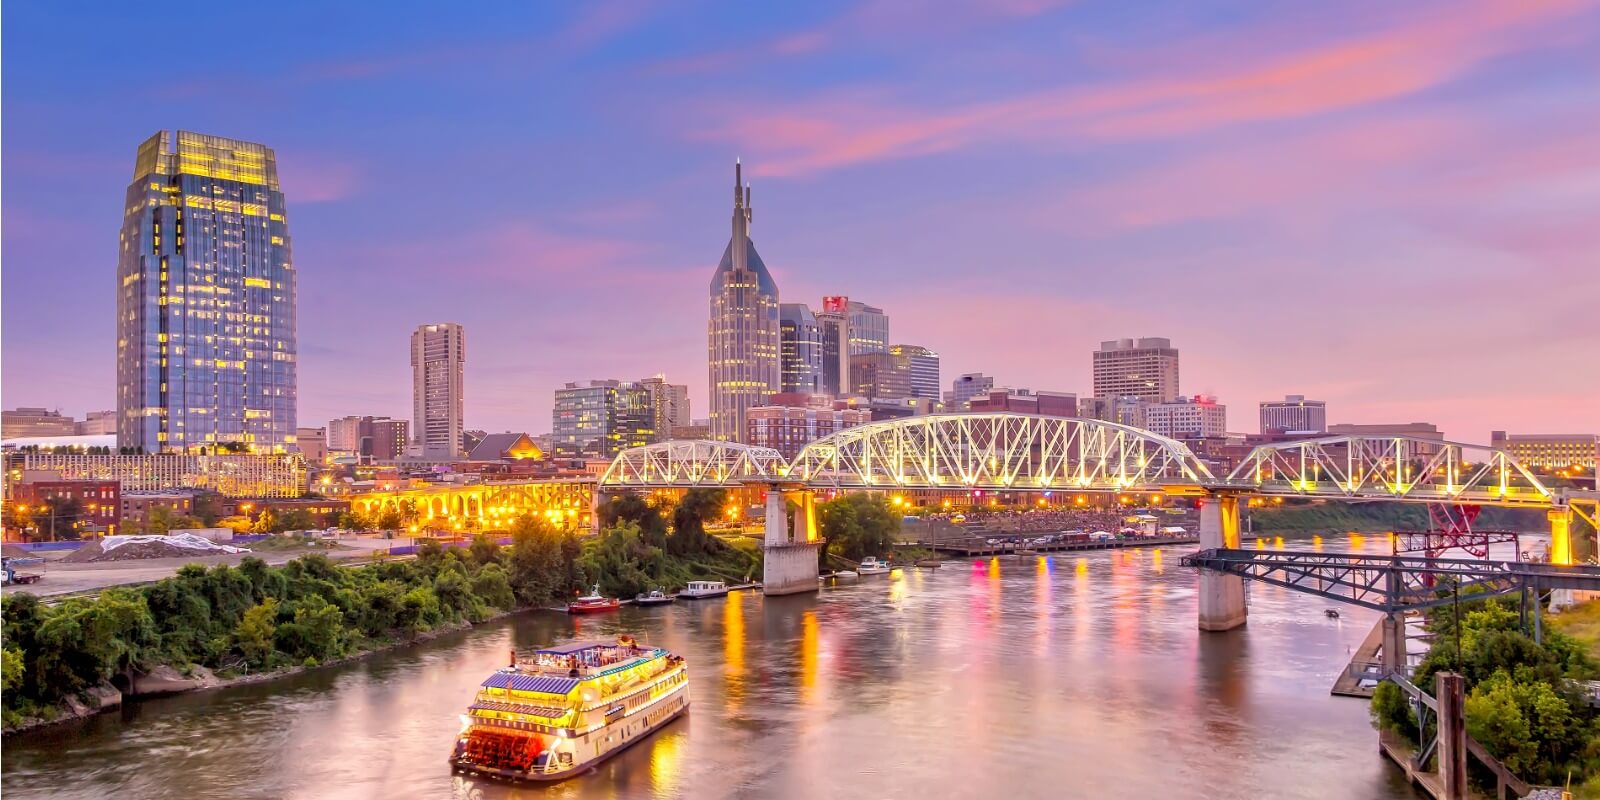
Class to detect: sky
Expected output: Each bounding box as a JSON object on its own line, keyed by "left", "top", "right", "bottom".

{"left": 3, "top": 0, "right": 1598, "bottom": 442}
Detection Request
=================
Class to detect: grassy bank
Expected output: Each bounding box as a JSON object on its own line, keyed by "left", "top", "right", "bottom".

{"left": 1551, "top": 598, "right": 1600, "bottom": 663}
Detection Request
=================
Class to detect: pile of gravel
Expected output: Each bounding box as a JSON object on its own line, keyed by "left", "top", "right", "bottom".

{"left": 62, "top": 534, "right": 249, "bottom": 563}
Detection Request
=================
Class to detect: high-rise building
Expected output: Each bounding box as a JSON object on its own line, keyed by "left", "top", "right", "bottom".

{"left": 779, "top": 304, "right": 824, "bottom": 395}
{"left": 1092, "top": 338, "right": 1179, "bottom": 403}
{"left": 552, "top": 380, "right": 655, "bottom": 457}
{"left": 295, "top": 427, "right": 327, "bottom": 465}
{"left": 1259, "top": 395, "right": 1327, "bottom": 434}
{"left": 326, "top": 415, "right": 363, "bottom": 453}
{"left": 324, "top": 415, "right": 407, "bottom": 462}
{"left": 639, "top": 376, "right": 691, "bottom": 442}
{"left": 845, "top": 300, "right": 889, "bottom": 356}
{"left": 1144, "top": 395, "right": 1227, "bottom": 438}
{"left": 817, "top": 298, "right": 850, "bottom": 396}
{"left": 411, "top": 323, "right": 466, "bottom": 459}
{"left": 890, "top": 344, "right": 940, "bottom": 400}
{"left": 1490, "top": 431, "right": 1598, "bottom": 469}
{"left": 849, "top": 353, "right": 912, "bottom": 400}
{"left": 944, "top": 373, "right": 996, "bottom": 410}
{"left": 2, "top": 408, "right": 77, "bottom": 439}
{"left": 707, "top": 161, "right": 780, "bottom": 442}
{"left": 117, "top": 131, "right": 297, "bottom": 453}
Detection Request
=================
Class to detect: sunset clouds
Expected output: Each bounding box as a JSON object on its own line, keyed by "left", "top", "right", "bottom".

{"left": 3, "top": 0, "right": 1596, "bottom": 439}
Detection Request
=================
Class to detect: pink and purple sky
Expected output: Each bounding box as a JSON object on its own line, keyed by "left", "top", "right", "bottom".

{"left": 3, "top": 0, "right": 1597, "bottom": 441}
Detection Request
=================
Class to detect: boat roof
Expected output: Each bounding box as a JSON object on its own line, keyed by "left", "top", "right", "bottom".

{"left": 481, "top": 672, "right": 581, "bottom": 694}
{"left": 536, "top": 640, "right": 616, "bottom": 655}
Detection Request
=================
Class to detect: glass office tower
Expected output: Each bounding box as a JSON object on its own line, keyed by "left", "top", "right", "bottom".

{"left": 116, "top": 131, "right": 297, "bottom": 453}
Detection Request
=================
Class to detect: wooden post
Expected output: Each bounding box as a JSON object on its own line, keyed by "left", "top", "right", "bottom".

{"left": 1436, "top": 671, "right": 1467, "bottom": 800}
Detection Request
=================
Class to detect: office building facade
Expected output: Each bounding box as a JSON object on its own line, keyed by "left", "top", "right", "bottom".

{"left": 817, "top": 298, "right": 849, "bottom": 396}
{"left": 117, "top": 131, "right": 297, "bottom": 453}
{"left": 945, "top": 373, "right": 996, "bottom": 410}
{"left": 1144, "top": 396, "right": 1227, "bottom": 439}
{"left": 779, "top": 303, "right": 824, "bottom": 395}
{"left": 890, "top": 344, "right": 941, "bottom": 400}
{"left": 1490, "top": 431, "right": 1598, "bottom": 469}
{"left": 552, "top": 380, "right": 655, "bottom": 457}
{"left": 745, "top": 404, "right": 871, "bottom": 458}
{"left": 411, "top": 322, "right": 466, "bottom": 459}
{"left": 708, "top": 162, "right": 780, "bottom": 441}
{"left": 639, "top": 376, "right": 691, "bottom": 443}
{"left": 1259, "top": 395, "right": 1327, "bottom": 434}
{"left": 1092, "top": 338, "right": 1179, "bottom": 403}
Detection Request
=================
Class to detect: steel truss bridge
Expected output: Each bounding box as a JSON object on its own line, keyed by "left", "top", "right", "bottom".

{"left": 1179, "top": 549, "right": 1600, "bottom": 615}
{"left": 599, "top": 414, "right": 1583, "bottom": 513}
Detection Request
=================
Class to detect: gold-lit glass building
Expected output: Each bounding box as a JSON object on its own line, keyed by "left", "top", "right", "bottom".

{"left": 116, "top": 131, "right": 297, "bottom": 453}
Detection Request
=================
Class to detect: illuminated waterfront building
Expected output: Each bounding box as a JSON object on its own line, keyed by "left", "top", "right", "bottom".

{"left": 780, "top": 304, "right": 824, "bottom": 395}
{"left": 1092, "top": 338, "right": 1179, "bottom": 403}
{"left": 116, "top": 131, "right": 297, "bottom": 453}
{"left": 708, "top": 161, "right": 780, "bottom": 442}
{"left": 4, "top": 451, "right": 305, "bottom": 498}
{"left": 412, "top": 322, "right": 466, "bottom": 459}
{"left": 1259, "top": 395, "right": 1327, "bottom": 434}
{"left": 1490, "top": 431, "right": 1598, "bottom": 469}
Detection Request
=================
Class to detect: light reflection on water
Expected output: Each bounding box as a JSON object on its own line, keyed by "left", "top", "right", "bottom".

{"left": 1, "top": 534, "right": 1437, "bottom": 800}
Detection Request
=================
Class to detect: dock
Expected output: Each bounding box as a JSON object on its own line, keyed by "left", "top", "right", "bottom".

{"left": 1331, "top": 619, "right": 1385, "bottom": 698}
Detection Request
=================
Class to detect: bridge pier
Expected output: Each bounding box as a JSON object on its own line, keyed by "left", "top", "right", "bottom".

{"left": 1548, "top": 507, "right": 1573, "bottom": 565}
{"left": 1198, "top": 494, "right": 1248, "bottom": 631}
{"left": 1380, "top": 612, "right": 1407, "bottom": 676}
{"left": 763, "top": 486, "right": 821, "bottom": 596}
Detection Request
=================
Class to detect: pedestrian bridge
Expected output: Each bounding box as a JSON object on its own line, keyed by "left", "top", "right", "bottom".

{"left": 599, "top": 414, "right": 1570, "bottom": 509}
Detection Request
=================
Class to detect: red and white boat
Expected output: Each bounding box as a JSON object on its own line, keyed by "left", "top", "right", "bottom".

{"left": 567, "top": 585, "right": 620, "bottom": 614}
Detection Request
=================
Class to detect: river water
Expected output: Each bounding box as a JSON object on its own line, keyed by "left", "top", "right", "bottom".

{"left": 3, "top": 534, "right": 1432, "bottom": 799}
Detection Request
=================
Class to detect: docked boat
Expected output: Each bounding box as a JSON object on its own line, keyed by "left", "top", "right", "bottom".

{"left": 832, "top": 569, "right": 859, "bottom": 580}
{"left": 450, "top": 636, "right": 690, "bottom": 783}
{"left": 678, "top": 580, "right": 728, "bottom": 600}
{"left": 567, "top": 585, "right": 620, "bottom": 614}
{"left": 634, "top": 589, "right": 674, "bottom": 606}
{"left": 857, "top": 557, "right": 890, "bottom": 575}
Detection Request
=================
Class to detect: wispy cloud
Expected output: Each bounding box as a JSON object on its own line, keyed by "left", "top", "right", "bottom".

{"left": 693, "top": 0, "right": 1594, "bottom": 176}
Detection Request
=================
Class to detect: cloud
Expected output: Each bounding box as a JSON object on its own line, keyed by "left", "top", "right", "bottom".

{"left": 693, "top": 0, "right": 1595, "bottom": 176}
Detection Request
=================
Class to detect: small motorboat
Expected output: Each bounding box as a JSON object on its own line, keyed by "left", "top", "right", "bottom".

{"left": 1324, "top": 609, "right": 1341, "bottom": 619}
{"left": 857, "top": 557, "right": 890, "bottom": 575}
{"left": 678, "top": 580, "right": 729, "bottom": 600}
{"left": 568, "top": 585, "right": 620, "bottom": 614}
{"left": 635, "top": 589, "right": 675, "bottom": 606}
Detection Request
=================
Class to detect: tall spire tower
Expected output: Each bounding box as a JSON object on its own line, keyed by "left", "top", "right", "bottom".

{"left": 708, "top": 159, "right": 781, "bottom": 443}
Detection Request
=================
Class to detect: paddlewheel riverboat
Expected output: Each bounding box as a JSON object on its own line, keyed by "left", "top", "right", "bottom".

{"left": 449, "top": 636, "right": 690, "bottom": 783}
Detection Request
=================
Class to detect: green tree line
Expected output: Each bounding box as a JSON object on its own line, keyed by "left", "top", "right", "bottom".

{"left": 1370, "top": 594, "right": 1600, "bottom": 790}
{"left": 1, "top": 515, "right": 585, "bottom": 729}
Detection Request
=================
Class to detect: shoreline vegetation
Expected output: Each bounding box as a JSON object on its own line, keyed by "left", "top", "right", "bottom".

{"left": 1, "top": 489, "right": 901, "bottom": 737}
{"left": 1249, "top": 501, "right": 1547, "bottom": 535}
{"left": 1370, "top": 593, "right": 1600, "bottom": 796}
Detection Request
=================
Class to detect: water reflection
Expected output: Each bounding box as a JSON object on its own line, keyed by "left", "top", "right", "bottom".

{"left": 2, "top": 534, "right": 1417, "bottom": 800}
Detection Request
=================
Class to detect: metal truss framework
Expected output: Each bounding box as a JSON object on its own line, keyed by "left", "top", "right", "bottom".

{"left": 786, "top": 413, "right": 1214, "bottom": 491}
{"left": 1225, "top": 435, "right": 1555, "bottom": 507}
{"left": 600, "top": 440, "right": 787, "bottom": 488}
{"left": 1181, "top": 549, "right": 1600, "bottom": 613}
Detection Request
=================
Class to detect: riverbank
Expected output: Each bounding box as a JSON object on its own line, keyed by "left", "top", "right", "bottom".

{"left": 1, "top": 602, "right": 548, "bottom": 737}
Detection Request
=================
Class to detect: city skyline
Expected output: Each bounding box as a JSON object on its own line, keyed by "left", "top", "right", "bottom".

{"left": 4, "top": 1, "right": 1598, "bottom": 442}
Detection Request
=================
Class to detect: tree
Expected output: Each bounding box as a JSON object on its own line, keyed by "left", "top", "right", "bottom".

{"left": 465, "top": 534, "right": 502, "bottom": 567}
{"left": 191, "top": 493, "right": 226, "bottom": 526}
{"left": 602, "top": 495, "right": 668, "bottom": 549}
{"left": 1464, "top": 672, "right": 1593, "bottom": 784}
{"left": 2, "top": 645, "right": 24, "bottom": 695}
{"left": 273, "top": 509, "right": 318, "bottom": 533}
{"left": 39, "top": 495, "right": 84, "bottom": 540}
{"left": 141, "top": 505, "right": 204, "bottom": 535}
{"left": 234, "top": 598, "right": 279, "bottom": 668}
{"left": 275, "top": 595, "right": 345, "bottom": 663}
{"left": 670, "top": 489, "right": 726, "bottom": 556}
{"left": 508, "top": 515, "right": 563, "bottom": 603}
{"left": 818, "top": 493, "right": 900, "bottom": 562}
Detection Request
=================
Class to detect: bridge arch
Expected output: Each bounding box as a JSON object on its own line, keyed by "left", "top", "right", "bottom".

{"left": 1225, "top": 434, "right": 1554, "bottom": 506}
{"left": 788, "top": 413, "right": 1213, "bottom": 490}
{"left": 600, "top": 439, "right": 787, "bottom": 488}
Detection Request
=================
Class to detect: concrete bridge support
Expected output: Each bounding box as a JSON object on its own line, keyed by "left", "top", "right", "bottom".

{"left": 763, "top": 486, "right": 821, "bottom": 596}
{"left": 1548, "top": 507, "right": 1573, "bottom": 565}
{"left": 1380, "top": 613, "right": 1407, "bottom": 675}
{"left": 1198, "top": 494, "right": 1248, "bottom": 631}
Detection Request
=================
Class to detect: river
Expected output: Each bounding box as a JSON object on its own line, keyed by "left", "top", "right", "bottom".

{"left": 3, "top": 533, "right": 1429, "bottom": 799}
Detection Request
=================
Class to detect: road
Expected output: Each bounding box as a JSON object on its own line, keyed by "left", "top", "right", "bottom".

{"left": 1, "top": 536, "right": 412, "bottom": 598}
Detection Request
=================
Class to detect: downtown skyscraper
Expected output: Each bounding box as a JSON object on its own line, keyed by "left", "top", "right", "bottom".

{"left": 707, "top": 161, "right": 780, "bottom": 442}
{"left": 411, "top": 322, "right": 466, "bottom": 459}
{"left": 116, "top": 131, "right": 296, "bottom": 453}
